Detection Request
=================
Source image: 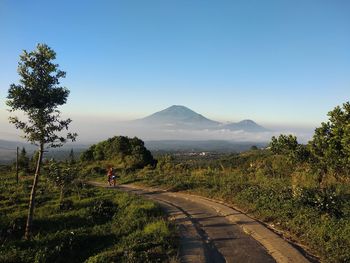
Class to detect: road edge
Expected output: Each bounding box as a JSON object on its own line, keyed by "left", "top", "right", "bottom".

{"left": 118, "top": 183, "right": 313, "bottom": 263}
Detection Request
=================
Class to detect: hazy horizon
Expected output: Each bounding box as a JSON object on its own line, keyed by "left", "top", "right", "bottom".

{"left": 1, "top": 1, "right": 349, "bottom": 143}
{"left": 0, "top": 104, "right": 316, "bottom": 144}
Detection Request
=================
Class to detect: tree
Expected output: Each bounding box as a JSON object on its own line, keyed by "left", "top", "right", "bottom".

{"left": 250, "top": 145, "right": 258, "bottom": 151}
{"left": 48, "top": 160, "right": 77, "bottom": 204}
{"left": 6, "top": 44, "right": 77, "bottom": 239}
{"left": 270, "top": 134, "right": 299, "bottom": 155}
{"left": 310, "top": 102, "right": 350, "bottom": 179}
{"left": 68, "top": 148, "right": 75, "bottom": 164}
{"left": 80, "top": 136, "right": 156, "bottom": 169}
{"left": 18, "top": 147, "right": 29, "bottom": 172}
{"left": 269, "top": 134, "right": 310, "bottom": 164}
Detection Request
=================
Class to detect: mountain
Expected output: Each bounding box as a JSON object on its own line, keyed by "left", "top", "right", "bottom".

{"left": 222, "top": 120, "right": 268, "bottom": 132}
{"left": 134, "top": 105, "right": 220, "bottom": 129}
{"left": 132, "top": 105, "right": 268, "bottom": 132}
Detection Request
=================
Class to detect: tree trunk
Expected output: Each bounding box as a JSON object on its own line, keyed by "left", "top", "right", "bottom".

{"left": 24, "top": 143, "right": 44, "bottom": 240}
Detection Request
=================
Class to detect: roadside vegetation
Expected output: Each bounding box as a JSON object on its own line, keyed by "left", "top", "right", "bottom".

{"left": 0, "top": 164, "right": 178, "bottom": 263}
{"left": 102, "top": 102, "right": 350, "bottom": 263}
{"left": 119, "top": 151, "right": 349, "bottom": 262}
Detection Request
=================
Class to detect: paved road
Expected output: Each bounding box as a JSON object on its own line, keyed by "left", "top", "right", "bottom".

{"left": 95, "top": 182, "right": 278, "bottom": 263}
{"left": 134, "top": 188, "right": 276, "bottom": 263}
{"left": 92, "top": 182, "right": 311, "bottom": 263}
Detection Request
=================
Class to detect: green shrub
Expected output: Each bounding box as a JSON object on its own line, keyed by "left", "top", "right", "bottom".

{"left": 88, "top": 199, "right": 117, "bottom": 224}
{"left": 294, "top": 186, "right": 344, "bottom": 218}
{"left": 59, "top": 199, "right": 74, "bottom": 211}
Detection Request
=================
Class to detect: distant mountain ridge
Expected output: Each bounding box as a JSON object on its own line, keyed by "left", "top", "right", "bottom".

{"left": 133, "top": 105, "right": 268, "bottom": 132}
{"left": 134, "top": 105, "right": 219, "bottom": 129}
{"left": 221, "top": 119, "right": 268, "bottom": 132}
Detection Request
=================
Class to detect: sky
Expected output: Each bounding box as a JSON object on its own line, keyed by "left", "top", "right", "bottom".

{"left": 0, "top": 0, "right": 349, "bottom": 142}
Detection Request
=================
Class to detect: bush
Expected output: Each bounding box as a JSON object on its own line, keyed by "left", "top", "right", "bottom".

{"left": 59, "top": 199, "right": 74, "bottom": 211}
{"left": 294, "top": 186, "right": 344, "bottom": 218}
{"left": 88, "top": 199, "right": 117, "bottom": 223}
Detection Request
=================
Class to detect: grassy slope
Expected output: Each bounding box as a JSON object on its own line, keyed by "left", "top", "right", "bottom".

{"left": 0, "top": 165, "right": 178, "bottom": 263}
{"left": 115, "top": 151, "right": 350, "bottom": 263}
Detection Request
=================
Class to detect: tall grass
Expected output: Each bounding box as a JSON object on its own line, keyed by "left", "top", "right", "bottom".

{"left": 0, "top": 165, "right": 178, "bottom": 263}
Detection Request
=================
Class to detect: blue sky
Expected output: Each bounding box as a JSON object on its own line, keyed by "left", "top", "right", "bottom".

{"left": 0, "top": 0, "right": 349, "bottom": 141}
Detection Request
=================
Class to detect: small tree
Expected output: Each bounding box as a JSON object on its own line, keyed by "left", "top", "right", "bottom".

{"left": 250, "top": 145, "right": 258, "bottom": 151}
{"left": 18, "top": 147, "right": 30, "bottom": 172}
{"left": 310, "top": 102, "right": 350, "bottom": 180}
{"left": 48, "top": 160, "right": 77, "bottom": 204}
{"left": 6, "top": 44, "right": 77, "bottom": 239}
{"left": 68, "top": 148, "right": 75, "bottom": 164}
{"left": 270, "top": 134, "right": 299, "bottom": 154}
{"left": 269, "top": 134, "right": 310, "bottom": 164}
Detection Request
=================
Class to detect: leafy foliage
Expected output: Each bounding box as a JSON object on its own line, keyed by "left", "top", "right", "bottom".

{"left": 80, "top": 136, "right": 156, "bottom": 169}
{"left": 269, "top": 101, "right": 350, "bottom": 183}
{"left": 270, "top": 134, "right": 299, "bottom": 154}
{"left": 47, "top": 160, "right": 78, "bottom": 203}
{"left": 310, "top": 101, "right": 350, "bottom": 177}
{"left": 270, "top": 134, "right": 310, "bottom": 163}
{"left": 6, "top": 43, "right": 77, "bottom": 148}
{"left": 293, "top": 186, "right": 345, "bottom": 218}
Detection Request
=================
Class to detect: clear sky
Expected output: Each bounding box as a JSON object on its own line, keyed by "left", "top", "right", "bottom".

{"left": 0, "top": 0, "right": 349, "bottom": 141}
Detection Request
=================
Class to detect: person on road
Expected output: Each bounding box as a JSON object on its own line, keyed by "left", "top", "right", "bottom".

{"left": 112, "top": 168, "right": 117, "bottom": 187}
{"left": 107, "top": 167, "right": 113, "bottom": 186}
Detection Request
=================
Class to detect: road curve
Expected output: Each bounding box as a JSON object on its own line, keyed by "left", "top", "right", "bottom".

{"left": 91, "top": 182, "right": 310, "bottom": 263}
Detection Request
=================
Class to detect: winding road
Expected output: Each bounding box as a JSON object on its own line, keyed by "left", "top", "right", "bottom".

{"left": 91, "top": 182, "right": 311, "bottom": 263}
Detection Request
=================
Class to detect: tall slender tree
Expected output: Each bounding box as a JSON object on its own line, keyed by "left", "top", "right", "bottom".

{"left": 68, "top": 148, "right": 75, "bottom": 164}
{"left": 6, "top": 43, "right": 77, "bottom": 239}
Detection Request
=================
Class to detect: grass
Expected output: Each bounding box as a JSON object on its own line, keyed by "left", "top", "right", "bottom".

{"left": 0, "top": 165, "right": 178, "bottom": 263}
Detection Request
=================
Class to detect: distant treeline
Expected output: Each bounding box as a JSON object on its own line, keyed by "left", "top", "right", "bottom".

{"left": 0, "top": 148, "right": 86, "bottom": 164}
